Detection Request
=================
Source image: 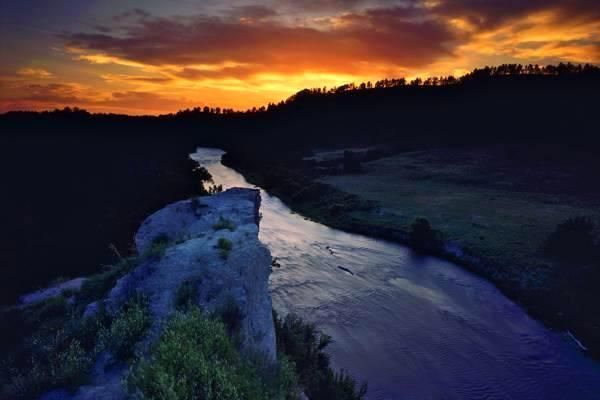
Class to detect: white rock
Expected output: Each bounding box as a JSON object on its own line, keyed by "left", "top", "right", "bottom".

{"left": 40, "top": 188, "right": 276, "bottom": 400}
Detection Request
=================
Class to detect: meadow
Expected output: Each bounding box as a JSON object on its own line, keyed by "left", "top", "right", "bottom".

{"left": 318, "top": 147, "right": 600, "bottom": 287}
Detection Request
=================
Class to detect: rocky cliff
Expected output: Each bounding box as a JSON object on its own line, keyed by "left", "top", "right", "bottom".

{"left": 42, "top": 188, "right": 276, "bottom": 400}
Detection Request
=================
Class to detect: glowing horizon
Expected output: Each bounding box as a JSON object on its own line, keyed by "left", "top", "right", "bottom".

{"left": 1, "top": 1, "right": 599, "bottom": 115}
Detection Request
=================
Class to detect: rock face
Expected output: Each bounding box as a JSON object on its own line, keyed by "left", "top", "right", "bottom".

{"left": 121, "top": 187, "right": 275, "bottom": 358}
{"left": 19, "top": 278, "right": 87, "bottom": 306}
{"left": 43, "top": 188, "right": 276, "bottom": 400}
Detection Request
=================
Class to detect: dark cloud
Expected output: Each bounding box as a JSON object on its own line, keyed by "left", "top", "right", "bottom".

{"left": 228, "top": 5, "right": 278, "bottom": 20}
{"left": 432, "top": 0, "right": 600, "bottom": 29}
{"left": 22, "top": 83, "right": 83, "bottom": 104}
{"left": 177, "top": 66, "right": 258, "bottom": 80}
{"left": 113, "top": 8, "right": 151, "bottom": 23}
{"left": 63, "top": 6, "right": 455, "bottom": 75}
{"left": 275, "top": 0, "right": 365, "bottom": 12}
{"left": 1, "top": 81, "right": 190, "bottom": 113}
{"left": 103, "top": 74, "right": 173, "bottom": 84}
{"left": 94, "top": 25, "right": 112, "bottom": 33}
{"left": 274, "top": 0, "right": 408, "bottom": 13}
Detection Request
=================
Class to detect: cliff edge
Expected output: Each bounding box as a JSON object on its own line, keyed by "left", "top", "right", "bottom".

{"left": 42, "top": 188, "right": 275, "bottom": 400}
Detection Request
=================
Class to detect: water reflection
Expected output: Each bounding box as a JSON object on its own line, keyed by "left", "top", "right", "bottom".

{"left": 192, "top": 148, "right": 600, "bottom": 400}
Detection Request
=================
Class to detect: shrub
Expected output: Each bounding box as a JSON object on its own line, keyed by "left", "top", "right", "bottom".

{"left": 27, "top": 295, "right": 70, "bottom": 324}
{"left": 4, "top": 336, "right": 93, "bottom": 399}
{"left": 214, "top": 297, "right": 244, "bottom": 338}
{"left": 175, "top": 281, "right": 200, "bottom": 312}
{"left": 79, "top": 257, "right": 138, "bottom": 304}
{"left": 408, "top": 217, "right": 442, "bottom": 253}
{"left": 49, "top": 339, "right": 93, "bottom": 387}
{"left": 543, "top": 216, "right": 597, "bottom": 264}
{"left": 245, "top": 353, "right": 299, "bottom": 400}
{"left": 274, "top": 356, "right": 299, "bottom": 400}
{"left": 147, "top": 234, "right": 170, "bottom": 259}
{"left": 217, "top": 238, "right": 233, "bottom": 259}
{"left": 207, "top": 184, "right": 224, "bottom": 195}
{"left": 192, "top": 164, "right": 213, "bottom": 194}
{"left": 274, "top": 312, "right": 367, "bottom": 400}
{"left": 1, "top": 298, "right": 106, "bottom": 400}
{"left": 127, "top": 308, "right": 268, "bottom": 400}
{"left": 213, "top": 216, "right": 236, "bottom": 232}
{"left": 1, "top": 271, "right": 142, "bottom": 398}
{"left": 97, "top": 294, "right": 151, "bottom": 360}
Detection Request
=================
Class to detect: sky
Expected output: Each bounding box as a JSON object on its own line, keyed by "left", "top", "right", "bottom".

{"left": 1, "top": 0, "right": 599, "bottom": 114}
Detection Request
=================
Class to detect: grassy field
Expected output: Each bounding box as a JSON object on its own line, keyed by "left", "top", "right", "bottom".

{"left": 318, "top": 147, "right": 600, "bottom": 289}
{"left": 224, "top": 145, "right": 600, "bottom": 355}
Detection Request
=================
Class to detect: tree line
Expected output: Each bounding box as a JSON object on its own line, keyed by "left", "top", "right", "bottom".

{"left": 4, "top": 63, "right": 597, "bottom": 119}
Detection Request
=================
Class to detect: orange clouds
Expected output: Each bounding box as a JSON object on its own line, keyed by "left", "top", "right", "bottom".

{"left": 16, "top": 68, "right": 54, "bottom": 80}
{"left": 1, "top": 0, "right": 599, "bottom": 115}
{"left": 63, "top": 7, "right": 453, "bottom": 74}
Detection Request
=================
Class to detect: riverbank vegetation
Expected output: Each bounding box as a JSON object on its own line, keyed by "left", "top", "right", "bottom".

{"left": 127, "top": 307, "right": 287, "bottom": 400}
{"left": 0, "top": 292, "right": 151, "bottom": 399}
{"left": 1, "top": 250, "right": 367, "bottom": 399}
{"left": 274, "top": 312, "right": 367, "bottom": 400}
{"left": 225, "top": 145, "right": 600, "bottom": 357}
{"left": 1, "top": 285, "right": 366, "bottom": 399}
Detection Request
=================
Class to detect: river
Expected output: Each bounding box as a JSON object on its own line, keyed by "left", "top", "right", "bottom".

{"left": 192, "top": 148, "right": 600, "bottom": 400}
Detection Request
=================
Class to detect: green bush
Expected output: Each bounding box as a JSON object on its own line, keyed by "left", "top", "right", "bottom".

{"left": 207, "top": 184, "right": 224, "bottom": 195}
{"left": 2, "top": 266, "right": 149, "bottom": 398}
{"left": 97, "top": 294, "right": 151, "bottom": 360}
{"left": 1, "top": 298, "right": 106, "bottom": 400}
{"left": 26, "top": 295, "right": 70, "bottom": 325}
{"left": 217, "top": 238, "right": 233, "bottom": 259}
{"left": 213, "top": 297, "right": 244, "bottom": 338}
{"left": 127, "top": 308, "right": 269, "bottom": 400}
{"left": 50, "top": 339, "right": 93, "bottom": 387}
{"left": 79, "top": 257, "right": 138, "bottom": 304}
{"left": 175, "top": 281, "right": 200, "bottom": 312}
{"left": 243, "top": 353, "right": 299, "bottom": 400}
{"left": 408, "top": 217, "right": 442, "bottom": 253}
{"left": 147, "top": 234, "right": 170, "bottom": 259}
{"left": 4, "top": 336, "right": 93, "bottom": 399}
{"left": 543, "top": 216, "right": 597, "bottom": 264}
{"left": 274, "top": 312, "right": 367, "bottom": 400}
{"left": 213, "top": 217, "right": 236, "bottom": 232}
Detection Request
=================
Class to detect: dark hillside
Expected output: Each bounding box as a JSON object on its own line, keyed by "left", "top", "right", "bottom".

{"left": 0, "top": 128, "right": 205, "bottom": 304}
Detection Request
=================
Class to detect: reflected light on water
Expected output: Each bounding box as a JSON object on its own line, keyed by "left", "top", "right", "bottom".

{"left": 192, "top": 148, "right": 600, "bottom": 400}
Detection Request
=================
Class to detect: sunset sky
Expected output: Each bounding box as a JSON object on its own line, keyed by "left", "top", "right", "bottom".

{"left": 1, "top": 0, "right": 599, "bottom": 114}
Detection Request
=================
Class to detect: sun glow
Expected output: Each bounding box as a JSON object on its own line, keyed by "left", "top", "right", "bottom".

{"left": 1, "top": 1, "right": 599, "bottom": 114}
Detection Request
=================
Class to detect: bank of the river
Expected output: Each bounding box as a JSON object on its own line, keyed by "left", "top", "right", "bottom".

{"left": 198, "top": 147, "right": 600, "bottom": 399}
{"left": 221, "top": 151, "right": 600, "bottom": 359}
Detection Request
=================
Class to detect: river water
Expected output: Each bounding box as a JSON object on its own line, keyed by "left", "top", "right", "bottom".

{"left": 192, "top": 148, "right": 600, "bottom": 400}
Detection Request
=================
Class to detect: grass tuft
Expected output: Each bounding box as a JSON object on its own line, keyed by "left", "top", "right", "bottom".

{"left": 97, "top": 293, "right": 152, "bottom": 361}
{"left": 127, "top": 307, "right": 278, "bottom": 400}
{"left": 175, "top": 281, "right": 200, "bottom": 312}
{"left": 274, "top": 311, "right": 367, "bottom": 400}
{"left": 213, "top": 216, "right": 236, "bottom": 232}
{"left": 217, "top": 238, "right": 233, "bottom": 259}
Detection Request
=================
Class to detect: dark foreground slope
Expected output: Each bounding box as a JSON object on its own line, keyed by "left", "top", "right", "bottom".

{"left": 0, "top": 119, "right": 207, "bottom": 304}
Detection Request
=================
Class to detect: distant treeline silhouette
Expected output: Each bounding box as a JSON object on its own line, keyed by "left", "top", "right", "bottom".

{"left": 3, "top": 63, "right": 598, "bottom": 118}
{"left": 283, "top": 62, "right": 600, "bottom": 101}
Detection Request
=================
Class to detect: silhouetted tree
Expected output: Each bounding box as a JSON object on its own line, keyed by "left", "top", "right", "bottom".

{"left": 543, "top": 217, "right": 597, "bottom": 265}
